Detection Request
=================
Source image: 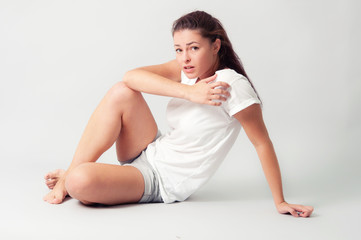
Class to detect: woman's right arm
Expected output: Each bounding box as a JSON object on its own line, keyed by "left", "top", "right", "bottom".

{"left": 123, "top": 59, "right": 230, "bottom": 106}
{"left": 123, "top": 59, "right": 187, "bottom": 98}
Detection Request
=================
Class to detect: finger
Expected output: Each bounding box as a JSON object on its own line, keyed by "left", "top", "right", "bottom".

{"left": 299, "top": 206, "right": 314, "bottom": 217}
{"left": 211, "top": 81, "right": 230, "bottom": 89}
{"left": 304, "top": 206, "right": 314, "bottom": 212}
{"left": 207, "top": 100, "right": 222, "bottom": 106}
{"left": 289, "top": 205, "right": 314, "bottom": 218}
{"left": 299, "top": 211, "right": 311, "bottom": 218}
{"left": 211, "top": 88, "right": 230, "bottom": 97}
{"left": 286, "top": 206, "right": 299, "bottom": 217}
{"left": 204, "top": 74, "right": 218, "bottom": 83}
{"left": 291, "top": 204, "right": 313, "bottom": 214}
{"left": 210, "top": 95, "right": 227, "bottom": 101}
{"left": 296, "top": 210, "right": 308, "bottom": 218}
{"left": 198, "top": 74, "right": 217, "bottom": 84}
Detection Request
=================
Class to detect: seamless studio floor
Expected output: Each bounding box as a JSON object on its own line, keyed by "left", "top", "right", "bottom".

{"left": 1, "top": 160, "right": 359, "bottom": 240}
{"left": 1, "top": 1, "right": 360, "bottom": 239}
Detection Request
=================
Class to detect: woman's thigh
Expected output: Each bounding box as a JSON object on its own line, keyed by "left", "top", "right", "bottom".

{"left": 113, "top": 82, "right": 158, "bottom": 162}
{"left": 65, "top": 162, "right": 145, "bottom": 205}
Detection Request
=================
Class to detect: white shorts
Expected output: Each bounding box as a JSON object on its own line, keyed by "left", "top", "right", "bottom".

{"left": 120, "top": 131, "right": 163, "bottom": 203}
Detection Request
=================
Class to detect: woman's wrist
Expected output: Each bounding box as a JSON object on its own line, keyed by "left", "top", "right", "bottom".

{"left": 273, "top": 195, "right": 286, "bottom": 206}
{"left": 181, "top": 84, "right": 192, "bottom": 101}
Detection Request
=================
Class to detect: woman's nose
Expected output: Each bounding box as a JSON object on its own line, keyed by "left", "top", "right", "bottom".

{"left": 183, "top": 51, "right": 190, "bottom": 63}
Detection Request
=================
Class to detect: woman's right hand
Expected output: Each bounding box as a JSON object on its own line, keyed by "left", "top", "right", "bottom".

{"left": 186, "top": 74, "right": 231, "bottom": 106}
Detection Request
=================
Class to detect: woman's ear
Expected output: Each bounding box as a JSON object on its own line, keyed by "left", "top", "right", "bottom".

{"left": 213, "top": 38, "right": 221, "bottom": 54}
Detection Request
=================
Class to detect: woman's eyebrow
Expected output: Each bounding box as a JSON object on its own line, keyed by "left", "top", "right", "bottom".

{"left": 174, "top": 41, "right": 200, "bottom": 47}
{"left": 186, "top": 41, "right": 200, "bottom": 46}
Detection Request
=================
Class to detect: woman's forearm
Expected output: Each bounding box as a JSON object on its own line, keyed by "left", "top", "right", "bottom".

{"left": 123, "top": 69, "right": 190, "bottom": 99}
{"left": 255, "top": 140, "right": 285, "bottom": 205}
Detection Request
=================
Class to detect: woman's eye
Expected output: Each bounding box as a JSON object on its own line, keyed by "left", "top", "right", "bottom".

{"left": 191, "top": 46, "right": 199, "bottom": 51}
{"left": 175, "top": 49, "right": 182, "bottom": 53}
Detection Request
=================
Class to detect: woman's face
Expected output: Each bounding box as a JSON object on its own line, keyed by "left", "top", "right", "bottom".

{"left": 173, "top": 29, "right": 220, "bottom": 80}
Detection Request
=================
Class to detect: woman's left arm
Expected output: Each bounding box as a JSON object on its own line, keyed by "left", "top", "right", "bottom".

{"left": 233, "top": 104, "right": 314, "bottom": 218}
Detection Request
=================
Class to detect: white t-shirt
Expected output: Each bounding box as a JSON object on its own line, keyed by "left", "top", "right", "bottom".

{"left": 145, "top": 68, "right": 261, "bottom": 203}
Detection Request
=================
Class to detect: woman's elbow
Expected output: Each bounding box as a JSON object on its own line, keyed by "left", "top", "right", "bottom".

{"left": 252, "top": 136, "right": 273, "bottom": 149}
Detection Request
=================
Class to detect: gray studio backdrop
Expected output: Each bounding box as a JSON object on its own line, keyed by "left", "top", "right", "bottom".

{"left": 0, "top": 0, "right": 360, "bottom": 201}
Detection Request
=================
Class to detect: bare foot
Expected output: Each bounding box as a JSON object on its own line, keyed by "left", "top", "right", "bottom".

{"left": 43, "top": 169, "right": 68, "bottom": 204}
{"left": 44, "top": 169, "right": 65, "bottom": 189}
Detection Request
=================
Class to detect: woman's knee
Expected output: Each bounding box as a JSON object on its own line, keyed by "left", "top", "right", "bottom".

{"left": 106, "top": 81, "right": 139, "bottom": 106}
{"left": 65, "top": 163, "right": 95, "bottom": 201}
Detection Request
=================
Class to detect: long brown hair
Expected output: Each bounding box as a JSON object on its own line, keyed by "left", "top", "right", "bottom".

{"left": 172, "top": 10, "right": 261, "bottom": 101}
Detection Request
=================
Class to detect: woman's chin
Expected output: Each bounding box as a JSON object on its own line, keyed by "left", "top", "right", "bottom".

{"left": 184, "top": 72, "right": 198, "bottom": 80}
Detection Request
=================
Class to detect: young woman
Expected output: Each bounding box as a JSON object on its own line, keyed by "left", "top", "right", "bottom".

{"left": 44, "top": 11, "right": 313, "bottom": 217}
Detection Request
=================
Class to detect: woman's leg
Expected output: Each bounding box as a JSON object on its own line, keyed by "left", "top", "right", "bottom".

{"left": 44, "top": 82, "right": 158, "bottom": 204}
{"left": 70, "top": 81, "right": 158, "bottom": 165}
{"left": 65, "top": 163, "right": 145, "bottom": 205}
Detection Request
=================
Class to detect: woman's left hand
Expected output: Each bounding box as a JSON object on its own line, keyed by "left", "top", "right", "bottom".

{"left": 276, "top": 201, "right": 314, "bottom": 218}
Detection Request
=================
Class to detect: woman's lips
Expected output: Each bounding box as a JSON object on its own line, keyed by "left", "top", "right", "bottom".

{"left": 184, "top": 66, "right": 195, "bottom": 73}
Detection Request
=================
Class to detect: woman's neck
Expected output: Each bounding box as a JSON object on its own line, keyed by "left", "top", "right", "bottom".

{"left": 197, "top": 58, "right": 220, "bottom": 81}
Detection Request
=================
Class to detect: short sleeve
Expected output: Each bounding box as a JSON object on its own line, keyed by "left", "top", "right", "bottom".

{"left": 222, "top": 76, "right": 261, "bottom": 117}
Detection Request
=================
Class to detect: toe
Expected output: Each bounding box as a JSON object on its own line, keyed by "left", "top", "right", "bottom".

{"left": 46, "top": 179, "right": 57, "bottom": 185}
{"left": 53, "top": 192, "right": 65, "bottom": 204}
{"left": 45, "top": 170, "right": 57, "bottom": 180}
{"left": 44, "top": 169, "right": 64, "bottom": 180}
{"left": 52, "top": 196, "right": 62, "bottom": 204}
{"left": 45, "top": 170, "right": 56, "bottom": 179}
{"left": 44, "top": 172, "right": 53, "bottom": 181}
{"left": 45, "top": 180, "right": 57, "bottom": 189}
{"left": 43, "top": 193, "right": 51, "bottom": 202}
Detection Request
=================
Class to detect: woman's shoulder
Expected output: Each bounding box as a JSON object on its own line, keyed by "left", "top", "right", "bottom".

{"left": 215, "top": 68, "right": 247, "bottom": 84}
